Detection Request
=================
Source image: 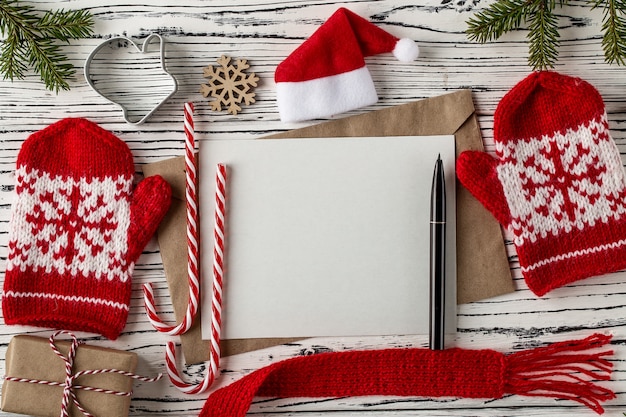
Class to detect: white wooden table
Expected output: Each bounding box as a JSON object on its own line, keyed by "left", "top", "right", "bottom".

{"left": 1, "top": 1, "right": 626, "bottom": 416}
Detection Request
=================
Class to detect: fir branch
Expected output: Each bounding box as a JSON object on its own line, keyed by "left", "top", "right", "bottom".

{"left": 467, "top": 0, "right": 626, "bottom": 68}
{"left": 593, "top": 0, "right": 626, "bottom": 65}
{"left": 0, "top": 27, "right": 27, "bottom": 81}
{"left": 25, "top": 34, "right": 74, "bottom": 92}
{"left": 37, "top": 8, "right": 93, "bottom": 42}
{"left": 467, "top": 0, "right": 562, "bottom": 69}
{"left": 527, "top": 0, "right": 560, "bottom": 69}
{"left": 467, "top": 0, "right": 532, "bottom": 43}
{"left": 0, "top": 0, "right": 93, "bottom": 92}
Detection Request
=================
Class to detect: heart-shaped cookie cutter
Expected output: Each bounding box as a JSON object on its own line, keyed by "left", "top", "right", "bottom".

{"left": 84, "top": 33, "right": 178, "bottom": 125}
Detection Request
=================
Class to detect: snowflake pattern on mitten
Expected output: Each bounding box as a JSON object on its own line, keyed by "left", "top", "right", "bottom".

{"left": 498, "top": 113, "right": 626, "bottom": 246}
{"left": 11, "top": 168, "right": 131, "bottom": 279}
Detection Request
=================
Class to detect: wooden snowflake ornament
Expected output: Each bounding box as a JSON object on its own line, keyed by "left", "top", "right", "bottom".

{"left": 200, "top": 55, "right": 259, "bottom": 115}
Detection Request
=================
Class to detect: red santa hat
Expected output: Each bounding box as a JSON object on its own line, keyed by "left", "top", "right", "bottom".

{"left": 275, "top": 8, "right": 419, "bottom": 122}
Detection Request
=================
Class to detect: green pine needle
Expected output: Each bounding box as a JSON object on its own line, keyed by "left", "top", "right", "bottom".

{"left": 467, "top": 0, "right": 626, "bottom": 69}
{"left": 467, "top": 0, "right": 533, "bottom": 43}
{"left": 37, "top": 8, "right": 94, "bottom": 42}
{"left": 527, "top": 1, "right": 560, "bottom": 70}
{"left": 0, "top": 28, "right": 27, "bottom": 80}
{"left": 594, "top": 0, "right": 626, "bottom": 65}
{"left": 0, "top": 0, "right": 93, "bottom": 92}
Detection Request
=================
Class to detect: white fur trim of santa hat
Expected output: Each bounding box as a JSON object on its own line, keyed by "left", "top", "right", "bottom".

{"left": 277, "top": 67, "right": 378, "bottom": 123}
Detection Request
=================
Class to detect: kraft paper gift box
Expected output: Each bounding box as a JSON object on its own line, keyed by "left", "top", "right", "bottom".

{"left": 1, "top": 335, "right": 138, "bottom": 417}
{"left": 143, "top": 89, "right": 515, "bottom": 364}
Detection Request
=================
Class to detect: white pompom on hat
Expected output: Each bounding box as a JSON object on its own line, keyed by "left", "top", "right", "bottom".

{"left": 275, "top": 7, "right": 419, "bottom": 122}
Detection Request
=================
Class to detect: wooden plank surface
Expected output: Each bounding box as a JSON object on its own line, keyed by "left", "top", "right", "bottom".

{"left": 1, "top": 0, "right": 626, "bottom": 416}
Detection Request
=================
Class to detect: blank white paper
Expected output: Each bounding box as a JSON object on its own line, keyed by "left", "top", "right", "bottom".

{"left": 199, "top": 136, "right": 456, "bottom": 339}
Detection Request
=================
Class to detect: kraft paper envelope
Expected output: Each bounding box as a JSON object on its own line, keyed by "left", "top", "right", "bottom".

{"left": 142, "top": 89, "right": 514, "bottom": 365}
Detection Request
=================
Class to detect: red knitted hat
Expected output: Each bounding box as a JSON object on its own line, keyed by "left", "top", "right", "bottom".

{"left": 3, "top": 118, "right": 171, "bottom": 339}
{"left": 275, "top": 7, "right": 419, "bottom": 122}
{"left": 457, "top": 71, "right": 626, "bottom": 296}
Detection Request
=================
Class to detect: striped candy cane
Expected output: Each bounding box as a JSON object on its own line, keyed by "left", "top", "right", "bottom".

{"left": 165, "top": 163, "right": 227, "bottom": 394}
{"left": 143, "top": 102, "right": 200, "bottom": 335}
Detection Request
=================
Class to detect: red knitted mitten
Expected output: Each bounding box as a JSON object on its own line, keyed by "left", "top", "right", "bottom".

{"left": 457, "top": 71, "right": 626, "bottom": 296}
{"left": 3, "top": 118, "right": 172, "bottom": 339}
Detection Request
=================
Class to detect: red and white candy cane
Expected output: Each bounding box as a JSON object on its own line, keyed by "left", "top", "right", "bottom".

{"left": 143, "top": 102, "right": 200, "bottom": 335}
{"left": 166, "top": 163, "right": 227, "bottom": 394}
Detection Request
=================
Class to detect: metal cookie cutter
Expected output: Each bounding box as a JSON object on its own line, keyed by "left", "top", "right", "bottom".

{"left": 84, "top": 33, "right": 178, "bottom": 125}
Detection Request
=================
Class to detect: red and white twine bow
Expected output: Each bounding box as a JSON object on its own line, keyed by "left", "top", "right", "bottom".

{"left": 142, "top": 102, "right": 227, "bottom": 394}
{"left": 3, "top": 330, "right": 162, "bottom": 417}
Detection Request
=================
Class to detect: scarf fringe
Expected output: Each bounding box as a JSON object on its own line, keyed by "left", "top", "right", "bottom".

{"left": 504, "top": 333, "right": 615, "bottom": 414}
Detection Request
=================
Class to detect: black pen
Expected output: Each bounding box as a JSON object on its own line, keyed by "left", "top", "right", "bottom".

{"left": 429, "top": 154, "right": 446, "bottom": 350}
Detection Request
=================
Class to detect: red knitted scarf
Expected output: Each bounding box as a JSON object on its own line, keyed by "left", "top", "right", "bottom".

{"left": 201, "top": 333, "right": 614, "bottom": 416}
